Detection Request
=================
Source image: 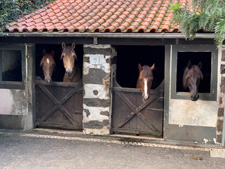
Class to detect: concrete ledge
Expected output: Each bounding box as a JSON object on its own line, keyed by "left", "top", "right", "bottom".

{"left": 0, "top": 115, "right": 23, "bottom": 129}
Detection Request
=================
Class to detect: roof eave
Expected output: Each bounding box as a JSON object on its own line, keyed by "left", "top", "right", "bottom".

{"left": 0, "top": 32, "right": 215, "bottom": 39}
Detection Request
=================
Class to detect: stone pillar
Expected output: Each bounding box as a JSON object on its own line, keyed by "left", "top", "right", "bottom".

{"left": 218, "top": 46, "right": 225, "bottom": 143}
{"left": 83, "top": 44, "right": 116, "bottom": 135}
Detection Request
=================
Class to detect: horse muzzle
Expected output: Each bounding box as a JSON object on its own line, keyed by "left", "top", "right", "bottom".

{"left": 65, "top": 71, "right": 74, "bottom": 79}
{"left": 44, "top": 78, "right": 52, "bottom": 83}
{"left": 191, "top": 94, "right": 199, "bottom": 101}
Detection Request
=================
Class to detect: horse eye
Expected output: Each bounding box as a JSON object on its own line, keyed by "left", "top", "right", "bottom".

{"left": 139, "top": 78, "right": 142, "bottom": 82}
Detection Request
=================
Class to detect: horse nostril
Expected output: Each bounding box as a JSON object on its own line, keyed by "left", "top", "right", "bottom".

{"left": 45, "top": 78, "right": 51, "bottom": 83}
{"left": 144, "top": 95, "right": 149, "bottom": 101}
{"left": 191, "top": 95, "right": 199, "bottom": 101}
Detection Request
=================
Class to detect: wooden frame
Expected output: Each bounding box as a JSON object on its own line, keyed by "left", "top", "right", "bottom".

{"left": 164, "top": 45, "right": 217, "bottom": 143}
{"left": 35, "top": 77, "right": 83, "bottom": 130}
{"left": 171, "top": 45, "right": 218, "bottom": 101}
{"left": 0, "top": 44, "right": 25, "bottom": 89}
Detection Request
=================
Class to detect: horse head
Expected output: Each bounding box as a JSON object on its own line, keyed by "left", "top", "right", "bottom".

{"left": 61, "top": 42, "right": 77, "bottom": 79}
{"left": 136, "top": 63, "right": 155, "bottom": 101}
{"left": 183, "top": 61, "right": 203, "bottom": 101}
{"left": 40, "top": 50, "right": 55, "bottom": 82}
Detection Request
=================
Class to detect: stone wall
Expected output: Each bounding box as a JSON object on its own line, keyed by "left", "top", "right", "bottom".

{"left": 217, "top": 46, "right": 225, "bottom": 143}
{"left": 83, "top": 44, "right": 116, "bottom": 135}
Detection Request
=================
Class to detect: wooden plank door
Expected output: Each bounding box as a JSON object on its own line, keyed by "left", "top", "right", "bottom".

{"left": 35, "top": 77, "right": 83, "bottom": 130}
{"left": 112, "top": 81, "right": 164, "bottom": 137}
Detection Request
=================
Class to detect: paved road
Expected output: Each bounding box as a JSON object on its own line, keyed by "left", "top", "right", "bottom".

{"left": 0, "top": 130, "right": 225, "bottom": 169}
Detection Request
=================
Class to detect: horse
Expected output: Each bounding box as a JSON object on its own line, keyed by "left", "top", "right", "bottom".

{"left": 136, "top": 63, "right": 155, "bottom": 101}
{"left": 61, "top": 42, "right": 81, "bottom": 82}
{"left": 183, "top": 61, "right": 203, "bottom": 101}
{"left": 40, "top": 50, "right": 55, "bottom": 82}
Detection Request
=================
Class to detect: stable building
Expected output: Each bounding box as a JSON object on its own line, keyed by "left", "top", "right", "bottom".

{"left": 0, "top": 0, "right": 224, "bottom": 146}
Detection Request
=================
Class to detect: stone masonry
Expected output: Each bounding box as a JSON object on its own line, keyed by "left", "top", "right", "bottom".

{"left": 217, "top": 46, "right": 225, "bottom": 143}
{"left": 83, "top": 44, "right": 116, "bottom": 135}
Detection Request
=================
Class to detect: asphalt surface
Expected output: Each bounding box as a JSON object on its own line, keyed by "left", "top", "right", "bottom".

{"left": 0, "top": 129, "right": 225, "bottom": 169}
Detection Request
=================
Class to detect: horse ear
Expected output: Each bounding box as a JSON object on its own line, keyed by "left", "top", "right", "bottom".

{"left": 138, "top": 63, "right": 143, "bottom": 72}
{"left": 198, "top": 62, "right": 202, "bottom": 69}
{"left": 187, "top": 61, "right": 192, "bottom": 69}
{"left": 150, "top": 63, "right": 155, "bottom": 70}
{"left": 62, "top": 42, "right": 66, "bottom": 49}
{"left": 42, "top": 49, "right": 46, "bottom": 56}
{"left": 71, "top": 42, "right": 76, "bottom": 49}
{"left": 51, "top": 50, "right": 54, "bottom": 56}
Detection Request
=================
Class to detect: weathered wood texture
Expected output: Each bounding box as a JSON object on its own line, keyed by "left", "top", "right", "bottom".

{"left": 35, "top": 78, "right": 83, "bottom": 130}
{"left": 112, "top": 81, "right": 164, "bottom": 137}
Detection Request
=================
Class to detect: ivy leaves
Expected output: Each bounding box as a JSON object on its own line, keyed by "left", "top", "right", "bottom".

{"left": 0, "top": 0, "right": 55, "bottom": 32}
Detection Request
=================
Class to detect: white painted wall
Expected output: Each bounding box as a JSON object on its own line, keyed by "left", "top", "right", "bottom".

{"left": 169, "top": 99, "right": 218, "bottom": 127}
{"left": 0, "top": 89, "right": 28, "bottom": 115}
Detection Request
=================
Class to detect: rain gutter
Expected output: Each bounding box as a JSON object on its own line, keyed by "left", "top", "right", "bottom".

{"left": 0, "top": 32, "right": 215, "bottom": 39}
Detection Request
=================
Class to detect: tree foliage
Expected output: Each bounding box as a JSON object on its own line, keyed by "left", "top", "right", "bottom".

{"left": 170, "top": 0, "right": 225, "bottom": 45}
{"left": 0, "top": 0, "right": 55, "bottom": 32}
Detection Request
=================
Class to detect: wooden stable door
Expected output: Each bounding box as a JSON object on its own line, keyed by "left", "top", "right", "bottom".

{"left": 35, "top": 77, "right": 83, "bottom": 130}
{"left": 112, "top": 81, "right": 164, "bottom": 137}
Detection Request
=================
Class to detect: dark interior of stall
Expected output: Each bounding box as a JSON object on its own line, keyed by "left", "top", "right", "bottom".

{"left": 115, "top": 46, "right": 165, "bottom": 89}
{"left": 176, "top": 52, "right": 211, "bottom": 93}
{"left": 35, "top": 44, "right": 83, "bottom": 82}
{"left": 1, "top": 50, "right": 22, "bottom": 82}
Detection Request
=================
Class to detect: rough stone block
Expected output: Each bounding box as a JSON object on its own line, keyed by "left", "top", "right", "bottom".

{"left": 221, "top": 50, "right": 225, "bottom": 61}
{"left": 218, "top": 107, "right": 224, "bottom": 117}
{"left": 216, "top": 119, "right": 223, "bottom": 133}
{"left": 221, "top": 65, "right": 225, "bottom": 74}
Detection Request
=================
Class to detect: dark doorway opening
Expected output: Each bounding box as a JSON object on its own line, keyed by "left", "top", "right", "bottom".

{"left": 36, "top": 44, "right": 83, "bottom": 82}
{"left": 115, "top": 46, "right": 165, "bottom": 89}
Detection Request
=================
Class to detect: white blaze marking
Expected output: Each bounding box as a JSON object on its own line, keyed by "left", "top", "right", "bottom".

{"left": 46, "top": 58, "right": 50, "bottom": 64}
{"left": 144, "top": 78, "right": 148, "bottom": 99}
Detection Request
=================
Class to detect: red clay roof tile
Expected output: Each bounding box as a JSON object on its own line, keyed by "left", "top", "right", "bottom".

{"left": 6, "top": 0, "right": 190, "bottom": 33}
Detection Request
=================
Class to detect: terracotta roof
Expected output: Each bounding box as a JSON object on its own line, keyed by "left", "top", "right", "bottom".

{"left": 6, "top": 0, "right": 191, "bottom": 33}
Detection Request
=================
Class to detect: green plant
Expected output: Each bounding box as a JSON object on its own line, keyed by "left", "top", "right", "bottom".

{"left": 0, "top": 0, "right": 55, "bottom": 32}
{"left": 170, "top": 0, "right": 225, "bottom": 45}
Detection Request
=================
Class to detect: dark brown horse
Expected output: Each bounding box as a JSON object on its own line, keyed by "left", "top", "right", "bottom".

{"left": 61, "top": 42, "right": 81, "bottom": 82}
{"left": 183, "top": 61, "right": 203, "bottom": 101}
{"left": 40, "top": 50, "right": 55, "bottom": 82}
{"left": 136, "top": 63, "right": 155, "bottom": 100}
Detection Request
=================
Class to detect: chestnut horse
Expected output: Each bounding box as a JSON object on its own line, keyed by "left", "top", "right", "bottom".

{"left": 40, "top": 50, "right": 55, "bottom": 82}
{"left": 183, "top": 61, "right": 203, "bottom": 101}
{"left": 136, "top": 63, "right": 155, "bottom": 100}
{"left": 61, "top": 42, "right": 81, "bottom": 82}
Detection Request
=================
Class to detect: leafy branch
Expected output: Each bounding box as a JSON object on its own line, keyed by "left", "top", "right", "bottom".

{"left": 170, "top": 0, "right": 225, "bottom": 45}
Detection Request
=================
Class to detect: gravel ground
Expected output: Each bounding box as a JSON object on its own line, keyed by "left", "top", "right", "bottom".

{"left": 0, "top": 130, "right": 225, "bottom": 169}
